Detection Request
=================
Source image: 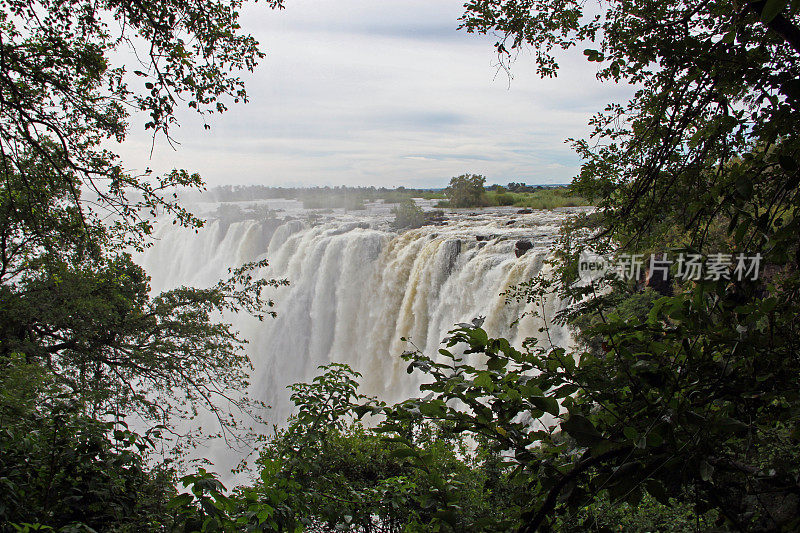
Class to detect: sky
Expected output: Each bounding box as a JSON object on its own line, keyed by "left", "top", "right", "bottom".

{"left": 116, "top": 0, "right": 632, "bottom": 189}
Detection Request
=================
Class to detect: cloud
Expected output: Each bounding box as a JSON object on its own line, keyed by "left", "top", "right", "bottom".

{"left": 115, "top": 0, "right": 633, "bottom": 188}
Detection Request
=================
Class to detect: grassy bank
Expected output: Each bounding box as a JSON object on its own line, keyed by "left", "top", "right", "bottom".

{"left": 435, "top": 186, "right": 591, "bottom": 209}
{"left": 494, "top": 187, "right": 591, "bottom": 209}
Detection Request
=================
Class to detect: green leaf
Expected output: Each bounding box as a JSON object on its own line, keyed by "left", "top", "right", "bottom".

{"left": 167, "top": 493, "right": 194, "bottom": 510}
{"left": 434, "top": 509, "right": 459, "bottom": 524}
{"left": 419, "top": 401, "right": 447, "bottom": 417}
{"left": 390, "top": 448, "right": 418, "bottom": 460}
{"left": 582, "top": 48, "right": 604, "bottom": 62}
{"left": 470, "top": 328, "right": 489, "bottom": 345}
{"left": 552, "top": 384, "right": 579, "bottom": 398}
{"left": 486, "top": 356, "right": 508, "bottom": 371}
{"left": 644, "top": 479, "right": 670, "bottom": 505}
{"left": 561, "top": 414, "right": 603, "bottom": 446}
{"left": 760, "top": 0, "right": 789, "bottom": 22}
{"left": 530, "top": 396, "right": 559, "bottom": 416}
{"left": 778, "top": 155, "right": 798, "bottom": 172}
{"left": 721, "top": 30, "right": 736, "bottom": 44}
{"left": 473, "top": 371, "right": 494, "bottom": 390}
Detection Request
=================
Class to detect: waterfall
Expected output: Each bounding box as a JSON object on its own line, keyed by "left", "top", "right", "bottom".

{"left": 137, "top": 201, "right": 579, "bottom": 476}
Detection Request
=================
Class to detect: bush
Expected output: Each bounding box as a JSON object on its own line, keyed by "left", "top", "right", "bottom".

{"left": 0, "top": 359, "right": 175, "bottom": 531}
{"left": 494, "top": 192, "right": 515, "bottom": 206}
{"left": 392, "top": 198, "right": 428, "bottom": 229}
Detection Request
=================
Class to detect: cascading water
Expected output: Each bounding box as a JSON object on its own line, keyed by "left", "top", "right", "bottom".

{"left": 138, "top": 199, "right": 582, "bottom": 477}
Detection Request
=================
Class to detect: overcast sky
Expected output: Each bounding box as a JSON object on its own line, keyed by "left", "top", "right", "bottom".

{"left": 117, "top": 0, "right": 632, "bottom": 189}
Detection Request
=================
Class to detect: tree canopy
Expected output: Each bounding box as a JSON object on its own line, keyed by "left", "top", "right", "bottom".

{"left": 0, "top": 0, "right": 290, "bottom": 431}
{"left": 0, "top": 0, "right": 288, "bottom": 528}
{"left": 444, "top": 173, "right": 488, "bottom": 208}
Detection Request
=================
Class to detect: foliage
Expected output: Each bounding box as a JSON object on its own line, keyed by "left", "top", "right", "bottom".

{"left": 437, "top": 184, "right": 590, "bottom": 210}
{"left": 461, "top": 0, "right": 800, "bottom": 251}
{"left": 485, "top": 187, "right": 591, "bottom": 209}
{"left": 505, "top": 183, "right": 550, "bottom": 194}
{"left": 5, "top": 0, "right": 800, "bottom": 529}
{"left": 553, "top": 492, "right": 718, "bottom": 532}
{"left": 0, "top": 0, "right": 285, "bottom": 248}
{"left": 131, "top": 0, "right": 800, "bottom": 526}
{"left": 391, "top": 198, "right": 430, "bottom": 230}
{"left": 203, "top": 183, "right": 590, "bottom": 212}
{"left": 0, "top": 0, "right": 289, "bottom": 438}
{"left": 385, "top": 298, "right": 800, "bottom": 530}
{"left": 0, "top": 225, "right": 288, "bottom": 441}
{"left": 373, "top": 0, "right": 800, "bottom": 529}
{"left": 165, "top": 468, "right": 304, "bottom": 533}
{"left": 443, "top": 174, "right": 489, "bottom": 208}
{"left": 494, "top": 193, "right": 515, "bottom": 206}
{"left": 0, "top": 0, "right": 288, "bottom": 527}
{"left": 0, "top": 357, "right": 177, "bottom": 532}
{"left": 243, "top": 364, "right": 528, "bottom": 532}
{"left": 208, "top": 1, "right": 800, "bottom": 530}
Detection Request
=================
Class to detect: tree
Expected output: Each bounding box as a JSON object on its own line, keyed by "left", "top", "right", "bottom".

{"left": 1, "top": 0, "right": 285, "bottom": 245}
{"left": 0, "top": 0, "right": 290, "bottom": 428}
{"left": 0, "top": 0, "right": 288, "bottom": 526}
{"left": 0, "top": 358, "right": 178, "bottom": 530}
{"left": 444, "top": 173, "right": 488, "bottom": 207}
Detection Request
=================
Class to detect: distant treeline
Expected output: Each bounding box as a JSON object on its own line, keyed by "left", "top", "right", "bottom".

{"left": 201, "top": 183, "right": 577, "bottom": 210}
{"left": 205, "top": 185, "right": 444, "bottom": 206}
{"left": 486, "top": 182, "right": 569, "bottom": 193}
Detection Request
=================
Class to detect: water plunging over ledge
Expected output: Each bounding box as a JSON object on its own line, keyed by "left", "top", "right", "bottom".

{"left": 137, "top": 199, "right": 585, "bottom": 476}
